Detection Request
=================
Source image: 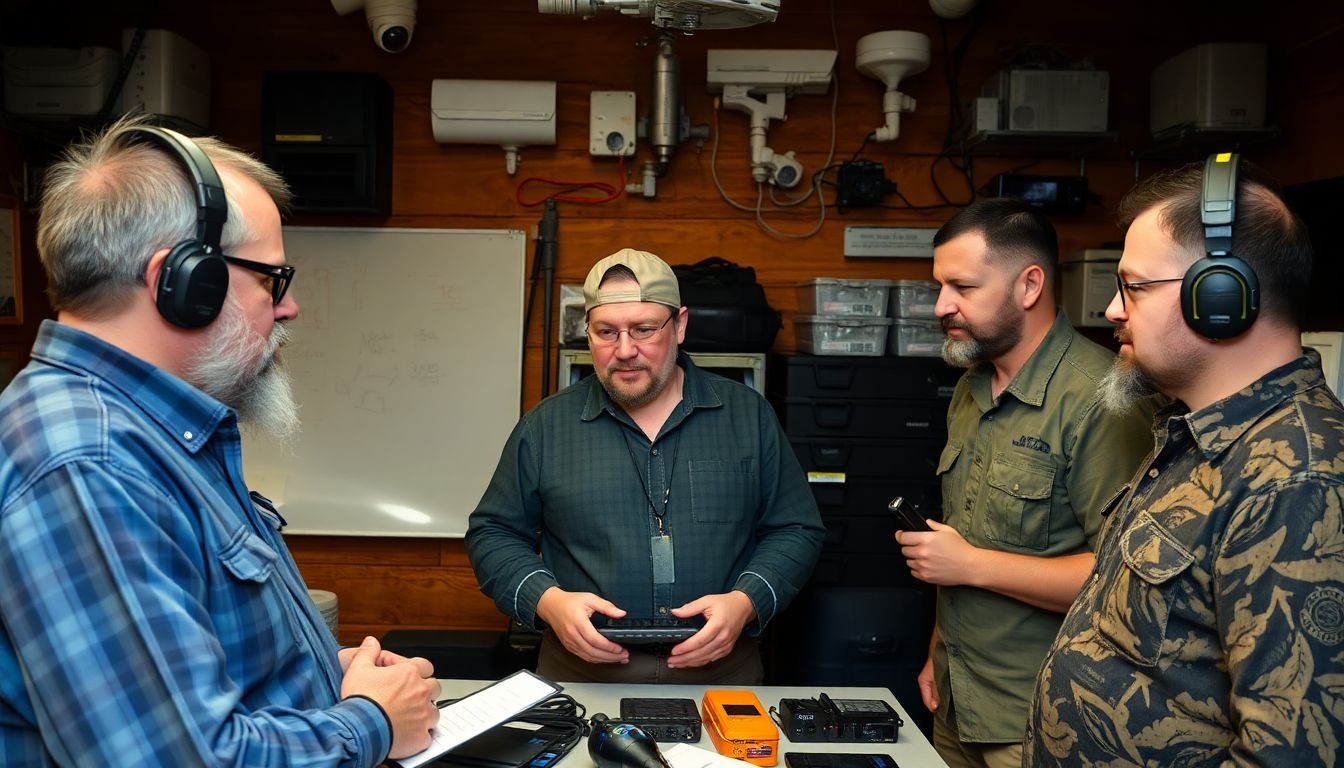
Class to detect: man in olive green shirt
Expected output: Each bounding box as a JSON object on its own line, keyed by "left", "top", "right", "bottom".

{"left": 896, "top": 200, "right": 1155, "bottom": 768}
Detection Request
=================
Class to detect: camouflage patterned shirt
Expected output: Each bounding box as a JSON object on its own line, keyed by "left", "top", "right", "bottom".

{"left": 1027, "top": 351, "right": 1344, "bottom": 766}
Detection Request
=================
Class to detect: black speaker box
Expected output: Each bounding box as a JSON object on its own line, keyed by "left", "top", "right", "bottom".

{"left": 262, "top": 71, "right": 392, "bottom": 215}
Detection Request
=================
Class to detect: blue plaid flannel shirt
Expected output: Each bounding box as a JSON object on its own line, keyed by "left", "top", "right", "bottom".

{"left": 0, "top": 321, "right": 390, "bottom": 767}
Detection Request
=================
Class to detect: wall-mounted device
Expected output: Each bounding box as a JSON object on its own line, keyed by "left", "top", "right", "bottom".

{"left": 430, "top": 79, "right": 557, "bottom": 174}
{"left": 1061, "top": 248, "right": 1120, "bottom": 327}
{"left": 590, "top": 91, "right": 637, "bottom": 157}
{"left": 2, "top": 46, "right": 120, "bottom": 117}
{"left": 987, "top": 173, "right": 1088, "bottom": 215}
{"left": 706, "top": 48, "right": 836, "bottom": 187}
{"left": 262, "top": 71, "right": 392, "bottom": 214}
{"left": 978, "top": 69, "right": 1109, "bottom": 133}
{"left": 331, "top": 0, "right": 417, "bottom": 53}
{"left": 120, "top": 29, "right": 211, "bottom": 133}
{"left": 855, "top": 31, "right": 930, "bottom": 142}
{"left": 929, "top": 0, "right": 977, "bottom": 17}
{"left": 1149, "top": 42, "right": 1267, "bottom": 140}
{"left": 538, "top": 0, "right": 778, "bottom": 31}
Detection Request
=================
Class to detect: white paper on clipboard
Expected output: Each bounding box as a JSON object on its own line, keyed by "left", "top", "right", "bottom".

{"left": 392, "top": 670, "right": 563, "bottom": 768}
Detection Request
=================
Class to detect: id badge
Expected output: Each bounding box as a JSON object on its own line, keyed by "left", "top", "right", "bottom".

{"left": 651, "top": 535, "right": 675, "bottom": 584}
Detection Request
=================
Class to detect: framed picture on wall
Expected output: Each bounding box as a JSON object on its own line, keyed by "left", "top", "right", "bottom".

{"left": 0, "top": 195, "right": 19, "bottom": 324}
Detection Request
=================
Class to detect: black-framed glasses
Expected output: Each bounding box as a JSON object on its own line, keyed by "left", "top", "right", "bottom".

{"left": 223, "top": 255, "right": 295, "bottom": 305}
{"left": 1115, "top": 274, "right": 1183, "bottom": 310}
{"left": 586, "top": 312, "right": 675, "bottom": 346}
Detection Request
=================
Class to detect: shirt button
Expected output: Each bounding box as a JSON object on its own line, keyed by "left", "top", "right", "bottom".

{"left": 183, "top": 431, "right": 193, "bottom": 441}
{"left": 987, "top": 415, "right": 995, "bottom": 421}
{"left": 658, "top": 607, "right": 668, "bottom": 615}
{"left": 1148, "top": 468, "right": 1159, "bottom": 479}
{"left": 1013, "top": 483, "right": 1020, "bottom": 492}
{"left": 652, "top": 448, "right": 660, "bottom": 456}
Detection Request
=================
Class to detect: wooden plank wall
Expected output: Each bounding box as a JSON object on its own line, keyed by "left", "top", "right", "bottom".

{"left": 1, "top": 0, "right": 1341, "bottom": 644}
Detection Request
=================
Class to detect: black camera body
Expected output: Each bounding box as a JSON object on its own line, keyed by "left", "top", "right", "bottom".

{"left": 778, "top": 694, "right": 902, "bottom": 743}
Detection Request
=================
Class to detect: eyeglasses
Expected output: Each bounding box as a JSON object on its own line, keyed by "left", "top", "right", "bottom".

{"left": 1115, "top": 274, "right": 1183, "bottom": 310}
{"left": 223, "top": 255, "right": 295, "bottom": 305}
{"left": 586, "top": 313, "right": 675, "bottom": 346}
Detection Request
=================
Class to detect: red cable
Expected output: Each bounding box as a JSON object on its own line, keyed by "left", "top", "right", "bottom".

{"left": 515, "top": 155, "right": 627, "bottom": 206}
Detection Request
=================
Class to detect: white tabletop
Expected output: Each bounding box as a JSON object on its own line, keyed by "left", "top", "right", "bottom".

{"left": 436, "top": 679, "right": 948, "bottom": 767}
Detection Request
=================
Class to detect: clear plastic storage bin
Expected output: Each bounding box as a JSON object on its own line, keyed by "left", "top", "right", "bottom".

{"left": 795, "top": 315, "right": 892, "bottom": 356}
{"left": 888, "top": 318, "right": 943, "bottom": 357}
{"left": 796, "top": 278, "right": 894, "bottom": 317}
{"left": 889, "top": 280, "right": 940, "bottom": 318}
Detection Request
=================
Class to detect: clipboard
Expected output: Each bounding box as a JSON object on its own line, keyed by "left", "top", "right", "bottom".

{"left": 391, "top": 670, "right": 563, "bottom": 768}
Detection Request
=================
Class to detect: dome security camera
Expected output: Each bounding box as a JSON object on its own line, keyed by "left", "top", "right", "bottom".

{"left": 331, "top": 0, "right": 417, "bottom": 53}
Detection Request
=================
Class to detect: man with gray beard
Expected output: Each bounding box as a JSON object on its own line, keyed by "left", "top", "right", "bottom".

{"left": 0, "top": 116, "right": 439, "bottom": 767}
{"left": 467, "top": 248, "right": 823, "bottom": 684}
{"left": 895, "top": 199, "right": 1156, "bottom": 768}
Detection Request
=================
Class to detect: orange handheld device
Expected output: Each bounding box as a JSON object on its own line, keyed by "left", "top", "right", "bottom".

{"left": 701, "top": 689, "right": 779, "bottom": 766}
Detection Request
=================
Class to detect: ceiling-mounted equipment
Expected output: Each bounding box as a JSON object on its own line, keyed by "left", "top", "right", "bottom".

{"left": 331, "top": 0, "right": 417, "bottom": 53}
{"left": 929, "top": 0, "right": 977, "bottom": 19}
{"left": 707, "top": 49, "right": 836, "bottom": 187}
{"left": 430, "top": 79, "right": 557, "bottom": 174}
{"left": 537, "top": 0, "right": 778, "bottom": 31}
{"left": 856, "top": 31, "right": 930, "bottom": 143}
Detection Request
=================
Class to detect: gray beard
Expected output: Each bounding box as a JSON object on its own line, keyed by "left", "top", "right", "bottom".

{"left": 186, "top": 301, "right": 301, "bottom": 444}
{"left": 942, "top": 337, "right": 982, "bottom": 368}
{"left": 1098, "top": 355, "right": 1158, "bottom": 415}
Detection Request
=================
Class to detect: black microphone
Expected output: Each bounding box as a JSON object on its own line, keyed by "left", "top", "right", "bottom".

{"left": 588, "top": 713, "right": 673, "bottom": 768}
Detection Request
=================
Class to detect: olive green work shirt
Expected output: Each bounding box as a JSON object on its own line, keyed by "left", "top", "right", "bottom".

{"left": 933, "top": 310, "right": 1157, "bottom": 743}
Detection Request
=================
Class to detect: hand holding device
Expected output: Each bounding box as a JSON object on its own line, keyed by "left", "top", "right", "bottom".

{"left": 888, "top": 496, "right": 932, "bottom": 532}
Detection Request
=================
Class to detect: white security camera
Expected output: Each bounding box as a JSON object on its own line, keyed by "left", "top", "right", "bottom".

{"left": 332, "top": 0, "right": 417, "bottom": 53}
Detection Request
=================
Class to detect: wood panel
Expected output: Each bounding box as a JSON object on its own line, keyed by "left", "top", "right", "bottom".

{"left": 0, "top": 0, "right": 1340, "bottom": 641}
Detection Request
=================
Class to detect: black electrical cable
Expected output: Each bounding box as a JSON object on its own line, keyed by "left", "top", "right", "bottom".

{"left": 434, "top": 692, "right": 590, "bottom": 761}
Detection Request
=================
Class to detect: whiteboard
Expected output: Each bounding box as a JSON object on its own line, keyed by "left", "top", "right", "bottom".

{"left": 242, "top": 227, "right": 525, "bottom": 537}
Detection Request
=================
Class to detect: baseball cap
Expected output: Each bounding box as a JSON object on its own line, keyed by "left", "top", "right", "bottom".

{"left": 582, "top": 248, "right": 681, "bottom": 312}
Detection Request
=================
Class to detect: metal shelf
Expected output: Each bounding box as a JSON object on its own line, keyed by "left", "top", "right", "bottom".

{"left": 1131, "top": 126, "right": 1281, "bottom": 161}
{"left": 962, "top": 129, "right": 1120, "bottom": 158}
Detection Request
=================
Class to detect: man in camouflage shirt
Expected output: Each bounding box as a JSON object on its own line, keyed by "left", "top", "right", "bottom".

{"left": 1027, "top": 155, "right": 1344, "bottom": 765}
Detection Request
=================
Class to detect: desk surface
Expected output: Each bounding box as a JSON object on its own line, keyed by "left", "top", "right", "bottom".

{"left": 436, "top": 679, "right": 947, "bottom": 768}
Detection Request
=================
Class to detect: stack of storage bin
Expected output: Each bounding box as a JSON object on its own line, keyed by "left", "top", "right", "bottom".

{"left": 793, "top": 278, "right": 894, "bottom": 356}
{"left": 887, "top": 279, "right": 943, "bottom": 357}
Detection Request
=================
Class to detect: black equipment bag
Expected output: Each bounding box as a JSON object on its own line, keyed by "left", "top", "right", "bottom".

{"left": 672, "top": 257, "right": 781, "bottom": 352}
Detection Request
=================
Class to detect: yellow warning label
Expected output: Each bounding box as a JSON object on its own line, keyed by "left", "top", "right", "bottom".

{"left": 807, "top": 472, "right": 846, "bottom": 484}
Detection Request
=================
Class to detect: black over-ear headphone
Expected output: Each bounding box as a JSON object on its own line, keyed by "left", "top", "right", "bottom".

{"left": 129, "top": 126, "right": 231, "bottom": 329}
{"left": 1179, "top": 152, "right": 1260, "bottom": 339}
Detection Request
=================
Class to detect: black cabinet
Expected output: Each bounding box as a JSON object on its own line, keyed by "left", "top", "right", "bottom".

{"left": 768, "top": 355, "right": 958, "bottom": 736}
{"left": 771, "top": 354, "right": 959, "bottom": 589}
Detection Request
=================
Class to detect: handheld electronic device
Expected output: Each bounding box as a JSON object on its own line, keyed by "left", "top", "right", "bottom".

{"left": 778, "top": 694, "right": 902, "bottom": 743}
{"left": 702, "top": 690, "right": 779, "bottom": 766}
{"left": 619, "top": 698, "right": 702, "bottom": 743}
{"left": 784, "top": 753, "right": 898, "bottom": 768}
{"left": 594, "top": 615, "right": 705, "bottom": 644}
{"left": 888, "top": 496, "right": 932, "bottom": 533}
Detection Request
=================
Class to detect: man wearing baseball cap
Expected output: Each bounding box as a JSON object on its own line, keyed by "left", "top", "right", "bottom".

{"left": 467, "top": 248, "right": 823, "bottom": 684}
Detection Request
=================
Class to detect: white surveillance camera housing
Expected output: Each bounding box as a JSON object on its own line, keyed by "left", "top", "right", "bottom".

{"left": 331, "top": 0, "right": 417, "bottom": 53}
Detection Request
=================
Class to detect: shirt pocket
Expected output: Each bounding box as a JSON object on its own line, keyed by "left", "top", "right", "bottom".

{"left": 217, "top": 525, "right": 278, "bottom": 584}
{"left": 689, "top": 459, "right": 759, "bottom": 524}
{"left": 1096, "top": 511, "right": 1195, "bottom": 667}
{"left": 984, "top": 451, "right": 1055, "bottom": 551}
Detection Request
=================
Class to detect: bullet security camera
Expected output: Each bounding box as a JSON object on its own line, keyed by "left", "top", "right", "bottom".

{"left": 331, "top": 0, "right": 417, "bottom": 53}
